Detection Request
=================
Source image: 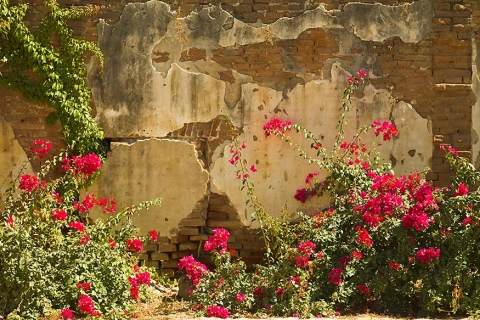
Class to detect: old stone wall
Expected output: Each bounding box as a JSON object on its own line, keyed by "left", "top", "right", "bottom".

{"left": 1, "top": 0, "right": 479, "bottom": 276}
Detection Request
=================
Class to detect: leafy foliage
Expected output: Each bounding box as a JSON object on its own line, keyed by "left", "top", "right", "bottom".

{"left": 0, "top": 0, "right": 105, "bottom": 155}
{"left": 0, "top": 144, "right": 161, "bottom": 319}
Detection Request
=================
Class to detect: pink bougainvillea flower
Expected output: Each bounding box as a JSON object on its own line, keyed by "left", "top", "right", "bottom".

{"left": 79, "top": 233, "right": 90, "bottom": 245}
{"left": 178, "top": 255, "right": 209, "bottom": 286}
{"left": 73, "top": 153, "right": 102, "bottom": 176}
{"left": 328, "top": 267, "right": 343, "bottom": 285}
{"left": 19, "top": 174, "right": 39, "bottom": 193}
{"left": 129, "top": 285, "right": 139, "bottom": 300}
{"left": 108, "top": 238, "right": 116, "bottom": 248}
{"left": 297, "top": 241, "right": 316, "bottom": 255}
{"left": 68, "top": 221, "right": 85, "bottom": 232}
{"left": 51, "top": 209, "right": 67, "bottom": 221}
{"left": 276, "top": 287, "right": 285, "bottom": 295}
{"left": 358, "top": 69, "right": 367, "bottom": 77}
{"left": 453, "top": 183, "right": 469, "bottom": 197}
{"left": 388, "top": 261, "right": 401, "bottom": 271}
{"left": 371, "top": 121, "right": 398, "bottom": 141}
{"left": 294, "top": 255, "right": 309, "bottom": 269}
{"left": 149, "top": 229, "right": 158, "bottom": 242}
{"left": 352, "top": 250, "right": 362, "bottom": 260}
{"left": 357, "top": 284, "right": 370, "bottom": 295}
{"left": 250, "top": 165, "right": 257, "bottom": 173}
{"left": 78, "top": 294, "right": 100, "bottom": 316}
{"left": 235, "top": 292, "right": 245, "bottom": 303}
{"left": 416, "top": 247, "right": 440, "bottom": 263}
{"left": 356, "top": 226, "right": 373, "bottom": 247}
{"left": 462, "top": 216, "right": 472, "bottom": 226}
{"left": 61, "top": 308, "right": 74, "bottom": 320}
{"left": 206, "top": 305, "right": 229, "bottom": 318}
{"left": 263, "top": 118, "right": 292, "bottom": 137}
{"left": 126, "top": 238, "right": 143, "bottom": 253}
{"left": 29, "top": 139, "right": 53, "bottom": 159}
{"left": 5, "top": 216, "right": 14, "bottom": 227}
{"left": 77, "top": 282, "right": 91, "bottom": 292}
{"left": 204, "top": 228, "right": 229, "bottom": 253}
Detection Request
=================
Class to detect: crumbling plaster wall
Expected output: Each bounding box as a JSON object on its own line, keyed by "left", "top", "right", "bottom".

{"left": 87, "top": 0, "right": 433, "bottom": 233}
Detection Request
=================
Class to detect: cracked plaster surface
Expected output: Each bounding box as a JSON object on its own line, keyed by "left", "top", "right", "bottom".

{"left": 88, "top": 0, "right": 433, "bottom": 228}
{"left": 0, "top": 117, "right": 33, "bottom": 204}
{"left": 210, "top": 64, "right": 431, "bottom": 226}
{"left": 84, "top": 139, "right": 209, "bottom": 237}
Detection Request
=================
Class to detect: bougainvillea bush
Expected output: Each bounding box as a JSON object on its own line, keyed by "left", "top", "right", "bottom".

{"left": 0, "top": 142, "right": 161, "bottom": 320}
{"left": 180, "top": 71, "right": 480, "bottom": 318}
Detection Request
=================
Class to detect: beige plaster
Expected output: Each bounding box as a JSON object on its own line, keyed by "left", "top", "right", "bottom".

{"left": 85, "top": 139, "right": 209, "bottom": 237}
{"left": 0, "top": 117, "right": 33, "bottom": 203}
{"left": 210, "top": 65, "right": 432, "bottom": 227}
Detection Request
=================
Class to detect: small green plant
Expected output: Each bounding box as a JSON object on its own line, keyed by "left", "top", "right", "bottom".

{"left": 0, "top": 0, "right": 105, "bottom": 155}
{"left": 0, "top": 140, "right": 161, "bottom": 320}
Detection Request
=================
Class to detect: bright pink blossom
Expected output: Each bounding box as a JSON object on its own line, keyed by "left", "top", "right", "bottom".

{"left": 328, "top": 267, "right": 343, "bottom": 285}
{"left": 61, "top": 308, "right": 74, "bottom": 320}
{"left": 352, "top": 250, "right": 362, "bottom": 260}
{"left": 416, "top": 247, "right": 440, "bottom": 263}
{"left": 357, "top": 284, "right": 370, "bottom": 295}
{"left": 463, "top": 216, "right": 472, "bottom": 226}
{"left": 77, "top": 282, "right": 91, "bottom": 291}
{"left": 453, "top": 183, "right": 469, "bottom": 197}
{"left": 79, "top": 233, "right": 90, "bottom": 245}
{"left": 5, "top": 216, "right": 14, "bottom": 227}
{"left": 235, "top": 292, "right": 245, "bottom": 303}
{"left": 263, "top": 118, "right": 292, "bottom": 137}
{"left": 294, "top": 255, "right": 309, "bottom": 269}
{"left": 178, "top": 255, "right": 209, "bottom": 286}
{"left": 356, "top": 226, "right": 373, "bottom": 247}
{"left": 29, "top": 139, "right": 52, "bottom": 159}
{"left": 19, "top": 174, "right": 39, "bottom": 193}
{"left": 204, "top": 228, "right": 229, "bottom": 253}
{"left": 149, "top": 230, "right": 158, "bottom": 242}
{"left": 358, "top": 69, "right": 367, "bottom": 77}
{"left": 126, "top": 238, "right": 143, "bottom": 253}
{"left": 69, "top": 221, "right": 85, "bottom": 232}
{"left": 388, "top": 261, "right": 401, "bottom": 271}
{"left": 73, "top": 154, "right": 102, "bottom": 176}
{"left": 297, "top": 241, "right": 316, "bottom": 255}
{"left": 78, "top": 294, "right": 100, "bottom": 316}
{"left": 206, "top": 305, "right": 229, "bottom": 318}
{"left": 250, "top": 165, "right": 257, "bottom": 173}
{"left": 51, "top": 209, "right": 67, "bottom": 221}
{"left": 371, "top": 121, "right": 398, "bottom": 141}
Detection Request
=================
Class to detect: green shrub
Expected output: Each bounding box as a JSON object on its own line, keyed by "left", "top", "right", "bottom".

{"left": 0, "top": 142, "right": 161, "bottom": 319}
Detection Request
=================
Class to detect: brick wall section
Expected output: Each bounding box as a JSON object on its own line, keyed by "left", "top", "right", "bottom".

{"left": 367, "top": 0, "right": 475, "bottom": 186}
{"left": 2, "top": 0, "right": 478, "bottom": 276}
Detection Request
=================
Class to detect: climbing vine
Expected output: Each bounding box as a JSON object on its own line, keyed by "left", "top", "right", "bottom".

{"left": 0, "top": 0, "right": 105, "bottom": 155}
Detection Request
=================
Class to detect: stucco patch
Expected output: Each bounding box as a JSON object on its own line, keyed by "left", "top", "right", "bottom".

{"left": 85, "top": 139, "right": 208, "bottom": 237}
{"left": 0, "top": 117, "right": 33, "bottom": 204}
{"left": 211, "top": 64, "right": 432, "bottom": 227}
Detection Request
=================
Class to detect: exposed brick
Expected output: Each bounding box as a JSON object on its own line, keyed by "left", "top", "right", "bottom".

{"left": 151, "top": 252, "right": 170, "bottom": 261}
{"left": 158, "top": 243, "right": 177, "bottom": 252}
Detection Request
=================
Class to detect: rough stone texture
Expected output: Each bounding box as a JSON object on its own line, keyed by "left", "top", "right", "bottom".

{"left": 85, "top": 139, "right": 209, "bottom": 237}
{"left": 0, "top": 117, "right": 33, "bottom": 203}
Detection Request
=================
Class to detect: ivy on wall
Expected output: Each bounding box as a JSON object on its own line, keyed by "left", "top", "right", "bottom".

{"left": 0, "top": 0, "right": 105, "bottom": 155}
